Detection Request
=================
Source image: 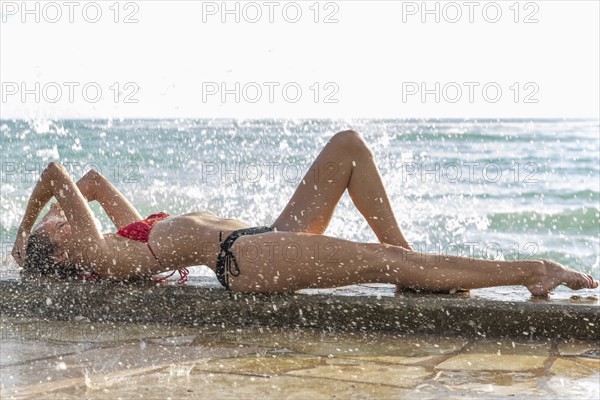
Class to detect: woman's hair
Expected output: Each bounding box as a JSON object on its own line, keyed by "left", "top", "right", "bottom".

{"left": 21, "top": 230, "right": 82, "bottom": 280}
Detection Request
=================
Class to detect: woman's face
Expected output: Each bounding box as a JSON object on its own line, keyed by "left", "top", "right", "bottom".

{"left": 35, "top": 205, "right": 73, "bottom": 260}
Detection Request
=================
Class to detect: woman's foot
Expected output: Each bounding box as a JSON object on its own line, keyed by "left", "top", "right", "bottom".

{"left": 525, "top": 260, "right": 599, "bottom": 296}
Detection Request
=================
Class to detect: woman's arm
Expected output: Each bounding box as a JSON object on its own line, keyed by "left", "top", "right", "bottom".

{"left": 76, "top": 169, "right": 142, "bottom": 230}
{"left": 13, "top": 163, "right": 108, "bottom": 266}
{"left": 36, "top": 169, "right": 143, "bottom": 231}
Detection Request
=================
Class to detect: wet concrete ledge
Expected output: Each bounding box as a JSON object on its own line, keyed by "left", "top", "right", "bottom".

{"left": 0, "top": 279, "right": 598, "bottom": 341}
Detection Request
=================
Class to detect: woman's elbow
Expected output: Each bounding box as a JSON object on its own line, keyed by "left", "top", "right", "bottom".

{"left": 46, "top": 162, "right": 63, "bottom": 171}
{"left": 44, "top": 162, "right": 67, "bottom": 178}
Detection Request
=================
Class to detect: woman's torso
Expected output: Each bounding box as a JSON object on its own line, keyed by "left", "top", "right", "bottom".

{"left": 100, "top": 211, "right": 251, "bottom": 278}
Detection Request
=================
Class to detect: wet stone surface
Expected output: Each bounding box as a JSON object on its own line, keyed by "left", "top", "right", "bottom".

{"left": 1, "top": 279, "right": 598, "bottom": 340}
{"left": 1, "top": 278, "right": 599, "bottom": 398}
{"left": 1, "top": 318, "right": 599, "bottom": 400}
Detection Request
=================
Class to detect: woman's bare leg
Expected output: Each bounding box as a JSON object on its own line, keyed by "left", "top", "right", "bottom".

{"left": 268, "top": 131, "right": 597, "bottom": 296}
{"left": 228, "top": 232, "right": 598, "bottom": 296}
{"left": 272, "top": 130, "right": 411, "bottom": 249}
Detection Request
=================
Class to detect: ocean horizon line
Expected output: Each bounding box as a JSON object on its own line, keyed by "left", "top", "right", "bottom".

{"left": 1, "top": 117, "right": 599, "bottom": 123}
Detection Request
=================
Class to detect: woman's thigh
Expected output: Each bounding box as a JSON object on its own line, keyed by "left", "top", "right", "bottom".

{"left": 227, "top": 231, "right": 386, "bottom": 293}
{"left": 271, "top": 131, "right": 359, "bottom": 234}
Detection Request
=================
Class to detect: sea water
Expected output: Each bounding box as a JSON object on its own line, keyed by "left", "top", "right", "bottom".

{"left": 1, "top": 119, "right": 598, "bottom": 284}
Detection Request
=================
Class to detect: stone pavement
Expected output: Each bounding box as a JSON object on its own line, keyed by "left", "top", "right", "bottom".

{"left": 1, "top": 319, "right": 598, "bottom": 399}
{"left": 1, "top": 276, "right": 599, "bottom": 399}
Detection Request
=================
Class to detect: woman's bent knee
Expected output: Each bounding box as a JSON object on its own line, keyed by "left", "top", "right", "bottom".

{"left": 330, "top": 130, "right": 372, "bottom": 157}
{"left": 331, "top": 129, "right": 362, "bottom": 144}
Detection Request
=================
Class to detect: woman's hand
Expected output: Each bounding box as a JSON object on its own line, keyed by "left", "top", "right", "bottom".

{"left": 12, "top": 231, "right": 28, "bottom": 267}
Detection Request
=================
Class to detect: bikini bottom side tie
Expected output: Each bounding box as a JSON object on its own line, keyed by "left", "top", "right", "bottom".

{"left": 215, "top": 226, "right": 275, "bottom": 290}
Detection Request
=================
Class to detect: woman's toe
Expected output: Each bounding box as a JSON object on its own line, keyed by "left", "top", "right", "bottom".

{"left": 579, "top": 273, "right": 593, "bottom": 289}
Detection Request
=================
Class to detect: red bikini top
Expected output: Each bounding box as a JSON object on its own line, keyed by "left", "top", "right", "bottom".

{"left": 116, "top": 212, "right": 170, "bottom": 243}
{"left": 115, "top": 212, "right": 189, "bottom": 284}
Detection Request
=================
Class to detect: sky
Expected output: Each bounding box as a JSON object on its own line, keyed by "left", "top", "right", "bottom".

{"left": 1, "top": 0, "right": 599, "bottom": 119}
